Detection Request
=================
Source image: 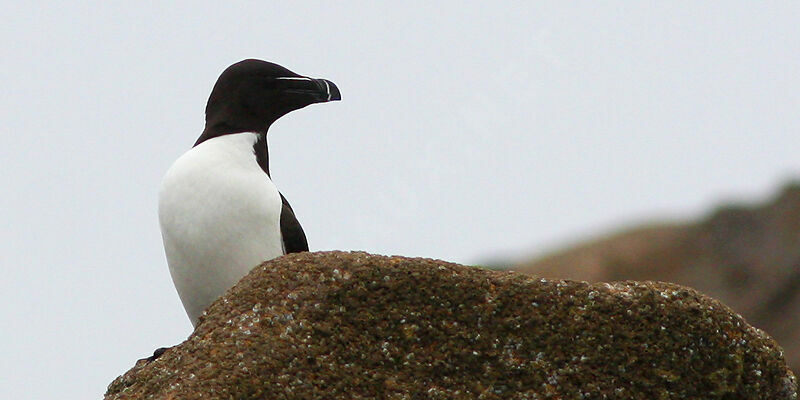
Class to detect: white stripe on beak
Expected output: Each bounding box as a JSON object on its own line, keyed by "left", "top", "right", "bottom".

{"left": 275, "top": 77, "right": 313, "bottom": 81}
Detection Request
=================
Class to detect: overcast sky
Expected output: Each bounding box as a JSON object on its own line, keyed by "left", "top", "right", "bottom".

{"left": 1, "top": 2, "right": 798, "bottom": 398}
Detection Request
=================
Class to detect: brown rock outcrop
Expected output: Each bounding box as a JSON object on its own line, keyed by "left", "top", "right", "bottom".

{"left": 107, "top": 251, "right": 795, "bottom": 399}
{"left": 512, "top": 183, "right": 800, "bottom": 371}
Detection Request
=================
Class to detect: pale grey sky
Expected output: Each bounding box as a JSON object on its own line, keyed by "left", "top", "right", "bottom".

{"left": 1, "top": 2, "right": 798, "bottom": 398}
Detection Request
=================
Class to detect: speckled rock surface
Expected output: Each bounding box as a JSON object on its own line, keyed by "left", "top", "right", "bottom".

{"left": 510, "top": 183, "right": 800, "bottom": 371}
{"left": 106, "top": 251, "right": 797, "bottom": 399}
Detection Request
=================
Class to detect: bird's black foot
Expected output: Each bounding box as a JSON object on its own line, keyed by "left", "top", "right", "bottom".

{"left": 140, "top": 346, "right": 170, "bottom": 363}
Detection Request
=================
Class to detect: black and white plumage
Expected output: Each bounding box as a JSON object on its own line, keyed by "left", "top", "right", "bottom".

{"left": 158, "top": 59, "right": 340, "bottom": 325}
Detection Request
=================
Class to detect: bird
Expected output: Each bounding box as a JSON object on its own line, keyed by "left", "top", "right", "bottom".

{"left": 158, "top": 59, "right": 341, "bottom": 326}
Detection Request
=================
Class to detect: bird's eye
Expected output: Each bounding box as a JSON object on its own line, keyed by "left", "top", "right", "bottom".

{"left": 261, "top": 79, "right": 278, "bottom": 90}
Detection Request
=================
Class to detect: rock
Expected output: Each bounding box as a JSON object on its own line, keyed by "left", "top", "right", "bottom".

{"left": 511, "top": 183, "right": 800, "bottom": 371}
{"left": 106, "top": 251, "right": 795, "bottom": 399}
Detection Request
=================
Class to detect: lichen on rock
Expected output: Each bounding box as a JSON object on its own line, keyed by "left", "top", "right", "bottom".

{"left": 106, "top": 251, "right": 797, "bottom": 399}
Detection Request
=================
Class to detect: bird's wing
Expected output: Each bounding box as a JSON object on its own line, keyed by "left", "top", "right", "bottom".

{"left": 279, "top": 193, "right": 309, "bottom": 253}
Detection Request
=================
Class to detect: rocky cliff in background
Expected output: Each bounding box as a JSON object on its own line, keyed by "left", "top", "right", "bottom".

{"left": 511, "top": 183, "right": 800, "bottom": 372}
{"left": 107, "top": 252, "right": 795, "bottom": 399}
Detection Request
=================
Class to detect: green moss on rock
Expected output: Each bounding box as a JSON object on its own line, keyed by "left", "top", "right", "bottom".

{"left": 106, "top": 251, "right": 797, "bottom": 399}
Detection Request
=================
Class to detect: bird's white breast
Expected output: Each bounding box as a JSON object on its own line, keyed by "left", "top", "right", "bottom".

{"left": 158, "top": 132, "right": 284, "bottom": 325}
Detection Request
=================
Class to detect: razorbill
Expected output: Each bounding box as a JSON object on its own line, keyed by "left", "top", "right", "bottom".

{"left": 158, "top": 59, "right": 341, "bottom": 326}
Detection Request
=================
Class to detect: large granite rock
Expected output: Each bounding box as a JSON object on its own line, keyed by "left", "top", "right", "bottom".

{"left": 511, "top": 183, "right": 800, "bottom": 371}
{"left": 107, "top": 252, "right": 796, "bottom": 399}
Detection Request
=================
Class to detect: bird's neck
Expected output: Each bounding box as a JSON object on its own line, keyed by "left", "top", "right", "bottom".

{"left": 194, "top": 125, "right": 272, "bottom": 177}
{"left": 195, "top": 119, "right": 271, "bottom": 146}
{"left": 253, "top": 132, "right": 270, "bottom": 177}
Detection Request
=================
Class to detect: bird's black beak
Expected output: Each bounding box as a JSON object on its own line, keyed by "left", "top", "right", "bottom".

{"left": 277, "top": 77, "right": 341, "bottom": 103}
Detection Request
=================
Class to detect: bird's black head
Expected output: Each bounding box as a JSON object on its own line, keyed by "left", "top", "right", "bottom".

{"left": 197, "top": 59, "right": 341, "bottom": 145}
